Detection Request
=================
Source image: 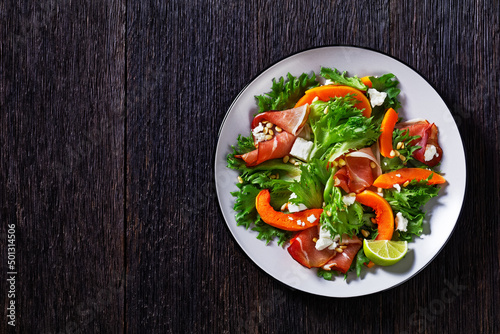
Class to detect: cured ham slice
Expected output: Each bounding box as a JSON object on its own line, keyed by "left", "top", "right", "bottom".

{"left": 251, "top": 104, "right": 309, "bottom": 136}
{"left": 322, "top": 236, "right": 362, "bottom": 273}
{"left": 333, "top": 147, "right": 381, "bottom": 193}
{"left": 236, "top": 131, "right": 297, "bottom": 167}
{"left": 396, "top": 120, "right": 442, "bottom": 167}
{"left": 287, "top": 227, "right": 337, "bottom": 268}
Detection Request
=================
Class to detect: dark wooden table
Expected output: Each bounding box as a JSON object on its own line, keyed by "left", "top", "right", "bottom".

{"left": 1, "top": 1, "right": 499, "bottom": 333}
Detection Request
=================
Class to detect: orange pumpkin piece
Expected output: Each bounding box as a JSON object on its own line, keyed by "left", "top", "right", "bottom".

{"left": 355, "top": 190, "right": 394, "bottom": 240}
{"left": 379, "top": 108, "right": 399, "bottom": 158}
{"left": 294, "top": 85, "right": 372, "bottom": 117}
{"left": 373, "top": 168, "right": 446, "bottom": 189}
{"left": 255, "top": 189, "right": 322, "bottom": 231}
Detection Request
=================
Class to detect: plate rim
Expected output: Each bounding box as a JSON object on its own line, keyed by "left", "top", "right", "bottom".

{"left": 214, "top": 44, "right": 467, "bottom": 297}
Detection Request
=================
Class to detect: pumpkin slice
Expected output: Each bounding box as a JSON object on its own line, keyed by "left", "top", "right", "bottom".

{"left": 255, "top": 189, "right": 322, "bottom": 231}
{"left": 373, "top": 168, "right": 446, "bottom": 188}
{"left": 294, "top": 85, "right": 372, "bottom": 117}
{"left": 355, "top": 190, "right": 394, "bottom": 240}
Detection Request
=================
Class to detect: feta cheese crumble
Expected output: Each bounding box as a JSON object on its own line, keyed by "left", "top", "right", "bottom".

{"left": 287, "top": 193, "right": 308, "bottom": 213}
{"left": 367, "top": 88, "right": 387, "bottom": 107}
{"left": 315, "top": 226, "right": 340, "bottom": 251}
{"left": 289, "top": 137, "right": 314, "bottom": 162}
{"left": 307, "top": 214, "right": 317, "bottom": 223}
{"left": 393, "top": 184, "right": 401, "bottom": 192}
{"left": 252, "top": 122, "right": 267, "bottom": 144}
{"left": 395, "top": 212, "right": 408, "bottom": 232}
{"left": 342, "top": 195, "right": 356, "bottom": 206}
{"left": 424, "top": 145, "right": 439, "bottom": 161}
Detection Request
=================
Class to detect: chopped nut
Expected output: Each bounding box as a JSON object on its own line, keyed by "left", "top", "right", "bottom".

{"left": 265, "top": 134, "right": 273, "bottom": 141}
{"left": 361, "top": 229, "right": 370, "bottom": 238}
{"left": 370, "top": 161, "right": 377, "bottom": 169}
{"left": 282, "top": 155, "right": 290, "bottom": 163}
{"left": 237, "top": 176, "right": 243, "bottom": 184}
{"left": 266, "top": 122, "right": 273, "bottom": 128}
{"left": 275, "top": 126, "right": 282, "bottom": 132}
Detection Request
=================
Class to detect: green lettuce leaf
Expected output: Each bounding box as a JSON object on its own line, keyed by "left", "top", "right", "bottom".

{"left": 384, "top": 180, "right": 441, "bottom": 241}
{"left": 368, "top": 73, "right": 402, "bottom": 123}
{"left": 288, "top": 159, "right": 329, "bottom": 209}
{"left": 320, "top": 67, "right": 367, "bottom": 91}
{"left": 321, "top": 187, "right": 365, "bottom": 239}
{"left": 308, "top": 96, "right": 379, "bottom": 160}
{"left": 380, "top": 128, "right": 422, "bottom": 172}
{"left": 255, "top": 72, "right": 319, "bottom": 113}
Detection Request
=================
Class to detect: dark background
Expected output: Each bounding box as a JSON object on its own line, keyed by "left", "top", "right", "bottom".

{"left": 1, "top": 1, "right": 499, "bottom": 333}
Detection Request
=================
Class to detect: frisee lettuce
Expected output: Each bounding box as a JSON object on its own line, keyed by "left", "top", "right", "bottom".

{"left": 383, "top": 179, "right": 440, "bottom": 241}
{"left": 320, "top": 67, "right": 367, "bottom": 91}
{"left": 369, "top": 73, "right": 402, "bottom": 123}
{"left": 308, "top": 96, "right": 380, "bottom": 160}
{"left": 288, "top": 159, "right": 329, "bottom": 209}
{"left": 320, "top": 186, "right": 365, "bottom": 239}
{"left": 381, "top": 128, "right": 421, "bottom": 172}
{"left": 255, "top": 72, "right": 319, "bottom": 113}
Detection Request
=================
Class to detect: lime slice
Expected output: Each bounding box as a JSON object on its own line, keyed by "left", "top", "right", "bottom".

{"left": 363, "top": 239, "right": 408, "bottom": 266}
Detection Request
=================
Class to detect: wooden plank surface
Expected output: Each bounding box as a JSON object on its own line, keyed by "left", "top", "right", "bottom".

{"left": 0, "top": 0, "right": 126, "bottom": 333}
{"left": 0, "top": 0, "right": 498, "bottom": 333}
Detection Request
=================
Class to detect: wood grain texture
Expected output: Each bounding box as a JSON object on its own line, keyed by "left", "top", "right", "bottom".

{"left": 0, "top": 0, "right": 126, "bottom": 333}
{"left": 0, "top": 0, "right": 498, "bottom": 333}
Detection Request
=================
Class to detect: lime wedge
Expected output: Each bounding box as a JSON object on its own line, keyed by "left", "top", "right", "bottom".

{"left": 363, "top": 239, "right": 408, "bottom": 266}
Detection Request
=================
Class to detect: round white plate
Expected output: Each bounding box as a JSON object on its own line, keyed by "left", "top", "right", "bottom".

{"left": 214, "top": 46, "right": 466, "bottom": 297}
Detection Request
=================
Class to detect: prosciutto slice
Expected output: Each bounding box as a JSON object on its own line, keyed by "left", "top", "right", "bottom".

{"left": 396, "top": 120, "right": 442, "bottom": 167}
{"left": 287, "top": 227, "right": 337, "bottom": 269}
{"left": 322, "top": 236, "right": 362, "bottom": 273}
{"left": 251, "top": 104, "right": 309, "bottom": 136}
{"left": 333, "top": 147, "right": 381, "bottom": 193}
{"left": 236, "top": 131, "right": 297, "bottom": 167}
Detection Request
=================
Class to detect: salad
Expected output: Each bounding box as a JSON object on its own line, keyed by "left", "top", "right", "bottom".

{"left": 226, "top": 68, "right": 446, "bottom": 280}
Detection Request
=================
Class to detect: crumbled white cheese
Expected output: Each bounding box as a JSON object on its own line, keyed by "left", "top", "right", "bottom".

{"left": 395, "top": 212, "right": 408, "bottom": 232}
{"left": 289, "top": 137, "right": 314, "bottom": 162}
{"left": 324, "top": 79, "right": 334, "bottom": 85}
{"left": 252, "top": 122, "right": 267, "bottom": 144}
{"left": 396, "top": 174, "right": 401, "bottom": 177}
{"left": 342, "top": 195, "right": 356, "bottom": 206}
{"left": 307, "top": 214, "right": 317, "bottom": 223}
{"left": 424, "top": 145, "right": 439, "bottom": 161}
{"left": 287, "top": 193, "right": 308, "bottom": 213}
{"left": 367, "top": 88, "right": 387, "bottom": 107}
{"left": 315, "top": 226, "right": 340, "bottom": 251}
{"left": 393, "top": 184, "right": 401, "bottom": 192}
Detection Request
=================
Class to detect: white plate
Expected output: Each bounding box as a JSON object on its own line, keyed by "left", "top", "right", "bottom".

{"left": 214, "top": 46, "right": 466, "bottom": 297}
